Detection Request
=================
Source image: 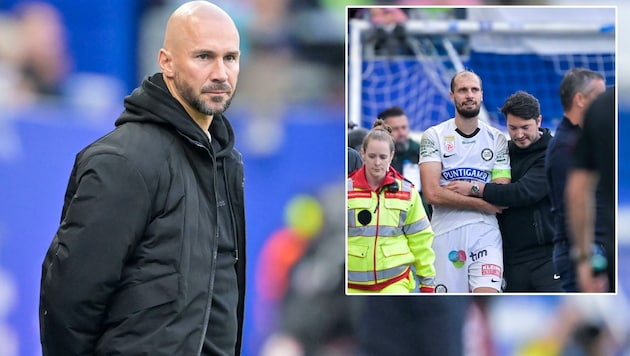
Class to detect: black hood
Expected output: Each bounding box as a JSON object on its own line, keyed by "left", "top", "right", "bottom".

{"left": 509, "top": 127, "right": 552, "bottom": 156}
{"left": 115, "top": 73, "right": 235, "bottom": 158}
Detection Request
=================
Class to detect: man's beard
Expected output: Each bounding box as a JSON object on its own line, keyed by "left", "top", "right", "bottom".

{"left": 395, "top": 140, "right": 410, "bottom": 154}
{"left": 456, "top": 104, "right": 480, "bottom": 119}
{"left": 175, "top": 75, "right": 234, "bottom": 116}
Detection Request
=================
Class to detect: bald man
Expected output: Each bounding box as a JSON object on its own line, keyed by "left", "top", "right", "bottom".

{"left": 39, "top": 2, "right": 247, "bottom": 355}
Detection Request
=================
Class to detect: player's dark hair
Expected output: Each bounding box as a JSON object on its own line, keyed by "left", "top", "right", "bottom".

{"left": 559, "top": 68, "right": 605, "bottom": 112}
{"left": 500, "top": 91, "right": 540, "bottom": 120}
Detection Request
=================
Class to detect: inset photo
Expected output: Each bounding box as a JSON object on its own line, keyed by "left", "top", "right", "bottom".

{"left": 346, "top": 6, "right": 616, "bottom": 295}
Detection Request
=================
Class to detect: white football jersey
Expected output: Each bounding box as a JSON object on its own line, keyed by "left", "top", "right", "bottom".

{"left": 420, "top": 118, "right": 511, "bottom": 234}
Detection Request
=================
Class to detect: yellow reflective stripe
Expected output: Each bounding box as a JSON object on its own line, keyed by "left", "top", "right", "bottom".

{"left": 348, "top": 264, "right": 408, "bottom": 283}
{"left": 403, "top": 216, "right": 432, "bottom": 235}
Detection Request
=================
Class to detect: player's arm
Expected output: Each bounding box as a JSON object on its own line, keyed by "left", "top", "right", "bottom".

{"left": 420, "top": 161, "right": 503, "bottom": 214}
{"left": 40, "top": 153, "right": 151, "bottom": 354}
{"left": 566, "top": 168, "right": 607, "bottom": 292}
{"left": 450, "top": 160, "right": 546, "bottom": 208}
{"left": 419, "top": 127, "right": 503, "bottom": 214}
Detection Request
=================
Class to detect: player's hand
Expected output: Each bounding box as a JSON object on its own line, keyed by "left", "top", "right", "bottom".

{"left": 477, "top": 200, "right": 506, "bottom": 214}
{"left": 444, "top": 180, "right": 472, "bottom": 196}
{"left": 418, "top": 276, "right": 436, "bottom": 293}
{"left": 576, "top": 259, "right": 608, "bottom": 292}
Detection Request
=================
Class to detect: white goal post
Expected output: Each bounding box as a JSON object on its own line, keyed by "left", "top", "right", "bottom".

{"left": 348, "top": 17, "right": 615, "bottom": 130}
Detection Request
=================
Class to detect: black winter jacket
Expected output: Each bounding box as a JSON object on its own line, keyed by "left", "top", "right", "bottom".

{"left": 483, "top": 128, "right": 554, "bottom": 264}
{"left": 40, "top": 73, "right": 246, "bottom": 355}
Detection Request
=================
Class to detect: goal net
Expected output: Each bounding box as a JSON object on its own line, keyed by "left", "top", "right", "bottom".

{"left": 348, "top": 7, "right": 616, "bottom": 133}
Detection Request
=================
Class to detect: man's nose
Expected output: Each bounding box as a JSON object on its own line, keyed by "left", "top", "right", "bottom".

{"left": 209, "top": 60, "right": 229, "bottom": 82}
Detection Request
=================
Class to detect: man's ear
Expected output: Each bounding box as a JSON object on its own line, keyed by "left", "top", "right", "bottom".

{"left": 158, "top": 49, "right": 174, "bottom": 77}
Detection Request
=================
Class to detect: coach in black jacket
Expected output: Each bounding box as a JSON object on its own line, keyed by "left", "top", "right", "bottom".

{"left": 40, "top": 2, "right": 246, "bottom": 355}
{"left": 446, "top": 91, "right": 562, "bottom": 292}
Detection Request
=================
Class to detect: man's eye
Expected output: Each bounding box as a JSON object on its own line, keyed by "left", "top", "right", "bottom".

{"left": 198, "top": 54, "right": 208, "bottom": 60}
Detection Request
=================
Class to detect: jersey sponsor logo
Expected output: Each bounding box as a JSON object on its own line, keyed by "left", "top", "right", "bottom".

{"left": 441, "top": 167, "right": 489, "bottom": 181}
{"left": 481, "top": 148, "right": 494, "bottom": 161}
{"left": 384, "top": 191, "right": 411, "bottom": 200}
{"left": 443, "top": 153, "right": 455, "bottom": 158}
{"left": 481, "top": 264, "right": 502, "bottom": 278}
{"left": 469, "top": 249, "right": 488, "bottom": 262}
{"left": 448, "top": 250, "right": 466, "bottom": 268}
{"left": 444, "top": 135, "right": 455, "bottom": 152}
{"left": 553, "top": 274, "right": 560, "bottom": 280}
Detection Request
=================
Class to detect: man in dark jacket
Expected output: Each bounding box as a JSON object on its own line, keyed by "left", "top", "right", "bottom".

{"left": 545, "top": 68, "right": 606, "bottom": 292}
{"left": 446, "top": 91, "right": 562, "bottom": 292}
{"left": 39, "top": 2, "right": 247, "bottom": 355}
{"left": 567, "top": 86, "right": 615, "bottom": 293}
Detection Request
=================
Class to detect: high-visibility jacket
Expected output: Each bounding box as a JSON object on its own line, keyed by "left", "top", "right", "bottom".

{"left": 347, "top": 166, "right": 435, "bottom": 291}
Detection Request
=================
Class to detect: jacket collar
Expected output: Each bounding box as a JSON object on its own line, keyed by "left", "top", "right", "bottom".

{"left": 351, "top": 165, "right": 400, "bottom": 191}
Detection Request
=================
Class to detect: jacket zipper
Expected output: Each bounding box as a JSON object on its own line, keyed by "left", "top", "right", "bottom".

{"left": 373, "top": 192, "right": 380, "bottom": 285}
{"left": 178, "top": 132, "right": 218, "bottom": 356}
{"left": 223, "top": 162, "right": 239, "bottom": 262}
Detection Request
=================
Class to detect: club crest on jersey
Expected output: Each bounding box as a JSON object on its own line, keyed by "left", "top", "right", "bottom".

{"left": 481, "top": 148, "right": 493, "bottom": 161}
{"left": 444, "top": 135, "right": 455, "bottom": 152}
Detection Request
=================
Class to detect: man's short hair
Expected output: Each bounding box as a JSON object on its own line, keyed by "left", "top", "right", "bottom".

{"left": 500, "top": 91, "right": 540, "bottom": 120}
{"left": 377, "top": 106, "right": 406, "bottom": 121}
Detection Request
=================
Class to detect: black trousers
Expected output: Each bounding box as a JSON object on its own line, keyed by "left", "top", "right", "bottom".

{"left": 503, "top": 255, "right": 564, "bottom": 292}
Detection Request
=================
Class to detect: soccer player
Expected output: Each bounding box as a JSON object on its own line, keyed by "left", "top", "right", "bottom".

{"left": 446, "top": 91, "right": 563, "bottom": 292}
{"left": 420, "top": 70, "right": 510, "bottom": 293}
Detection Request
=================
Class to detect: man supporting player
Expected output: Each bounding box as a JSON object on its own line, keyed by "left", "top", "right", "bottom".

{"left": 420, "top": 70, "right": 510, "bottom": 293}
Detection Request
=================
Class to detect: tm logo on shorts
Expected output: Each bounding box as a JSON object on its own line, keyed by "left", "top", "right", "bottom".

{"left": 448, "top": 250, "right": 467, "bottom": 268}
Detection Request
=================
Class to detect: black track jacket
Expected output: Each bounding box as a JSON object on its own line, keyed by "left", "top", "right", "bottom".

{"left": 40, "top": 73, "right": 246, "bottom": 355}
{"left": 483, "top": 128, "right": 554, "bottom": 264}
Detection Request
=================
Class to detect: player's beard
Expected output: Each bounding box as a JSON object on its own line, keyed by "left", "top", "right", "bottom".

{"left": 175, "top": 75, "right": 234, "bottom": 116}
{"left": 456, "top": 105, "right": 480, "bottom": 119}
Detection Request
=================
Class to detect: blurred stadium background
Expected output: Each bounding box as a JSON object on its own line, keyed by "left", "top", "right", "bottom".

{"left": 0, "top": 1, "right": 627, "bottom": 356}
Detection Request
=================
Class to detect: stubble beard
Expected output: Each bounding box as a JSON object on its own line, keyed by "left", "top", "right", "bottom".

{"left": 175, "top": 75, "right": 234, "bottom": 116}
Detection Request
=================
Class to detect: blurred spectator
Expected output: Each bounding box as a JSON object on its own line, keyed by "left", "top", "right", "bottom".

{"left": 355, "top": 7, "right": 411, "bottom": 56}
{"left": 348, "top": 126, "right": 368, "bottom": 152}
{"left": 261, "top": 182, "right": 358, "bottom": 356}
{"left": 0, "top": 2, "right": 71, "bottom": 108}
{"left": 348, "top": 147, "right": 362, "bottom": 175}
{"left": 0, "top": 11, "right": 22, "bottom": 109}
{"left": 356, "top": 296, "right": 471, "bottom": 356}
{"left": 15, "top": 2, "right": 71, "bottom": 101}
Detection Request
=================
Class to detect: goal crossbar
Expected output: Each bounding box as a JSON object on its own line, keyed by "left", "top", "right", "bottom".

{"left": 348, "top": 18, "right": 615, "bottom": 128}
